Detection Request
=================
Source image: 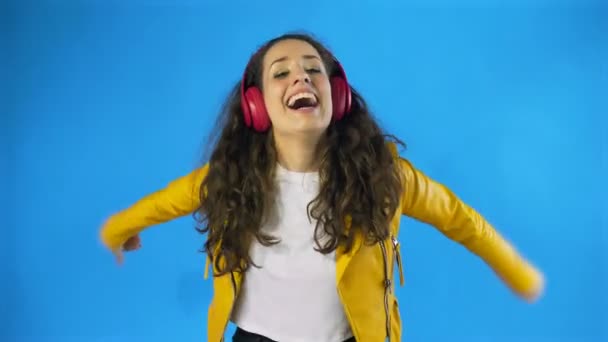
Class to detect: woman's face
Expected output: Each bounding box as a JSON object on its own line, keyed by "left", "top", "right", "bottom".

{"left": 260, "top": 39, "right": 333, "bottom": 138}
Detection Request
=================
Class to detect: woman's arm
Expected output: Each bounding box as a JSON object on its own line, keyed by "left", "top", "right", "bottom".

{"left": 99, "top": 164, "right": 210, "bottom": 252}
{"left": 398, "top": 157, "right": 544, "bottom": 302}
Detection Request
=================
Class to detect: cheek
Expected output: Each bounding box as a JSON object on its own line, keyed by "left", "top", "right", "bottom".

{"left": 263, "top": 84, "right": 285, "bottom": 112}
{"left": 318, "top": 80, "right": 333, "bottom": 108}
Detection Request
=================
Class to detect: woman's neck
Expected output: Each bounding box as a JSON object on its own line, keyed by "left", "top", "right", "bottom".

{"left": 273, "top": 134, "right": 322, "bottom": 172}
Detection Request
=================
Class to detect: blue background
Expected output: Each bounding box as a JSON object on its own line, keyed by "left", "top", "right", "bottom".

{"left": 2, "top": 0, "right": 606, "bottom": 341}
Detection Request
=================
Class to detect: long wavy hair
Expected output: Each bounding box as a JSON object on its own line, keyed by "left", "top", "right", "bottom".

{"left": 195, "top": 33, "right": 406, "bottom": 276}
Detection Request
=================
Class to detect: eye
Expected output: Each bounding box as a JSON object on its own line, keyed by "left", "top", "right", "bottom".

{"left": 273, "top": 71, "right": 288, "bottom": 79}
{"left": 272, "top": 67, "right": 321, "bottom": 79}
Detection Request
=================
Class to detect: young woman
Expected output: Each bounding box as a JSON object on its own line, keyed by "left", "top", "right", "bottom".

{"left": 99, "top": 33, "right": 544, "bottom": 342}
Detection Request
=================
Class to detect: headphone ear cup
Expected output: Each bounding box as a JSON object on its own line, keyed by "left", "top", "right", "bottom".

{"left": 243, "top": 86, "right": 271, "bottom": 132}
{"left": 331, "top": 76, "right": 350, "bottom": 121}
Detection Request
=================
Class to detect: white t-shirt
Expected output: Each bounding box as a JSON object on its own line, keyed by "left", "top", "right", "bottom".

{"left": 230, "top": 163, "right": 353, "bottom": 342}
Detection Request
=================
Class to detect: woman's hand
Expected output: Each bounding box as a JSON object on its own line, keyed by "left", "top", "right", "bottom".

{"left": 112, "top": 234, "right": 141, "bottom": 265}
{"left": 523, "top": 269, "right": 546, "bottom": 303}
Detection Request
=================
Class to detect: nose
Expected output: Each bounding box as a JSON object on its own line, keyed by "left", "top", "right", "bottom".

{"left": 292, "top": 68, "right": 311, "bottom": 84}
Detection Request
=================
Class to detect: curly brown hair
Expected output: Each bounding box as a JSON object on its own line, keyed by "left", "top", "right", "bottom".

{"left": 195, "top": 32, "right": 406, "bottom": 276}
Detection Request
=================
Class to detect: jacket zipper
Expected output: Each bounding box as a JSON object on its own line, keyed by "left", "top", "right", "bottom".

{"left": 391, "top": 235, "right": 405, "bottom": 286}
{"left": 220, "top": 271, "right": 238, "bottom": 342}
{"left": 379, "top": 240, "right": 391, "bottom": 342}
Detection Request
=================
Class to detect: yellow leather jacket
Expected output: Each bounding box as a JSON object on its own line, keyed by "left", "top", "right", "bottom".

{"left": 100, "top": 143, "right": 543, "bottom": 342}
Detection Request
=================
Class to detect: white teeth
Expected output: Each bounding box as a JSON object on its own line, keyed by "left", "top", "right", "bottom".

{"left": 287, "top": 92, "right": 317, "bottom": 107}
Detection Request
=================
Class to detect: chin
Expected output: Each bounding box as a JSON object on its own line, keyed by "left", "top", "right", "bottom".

{"left": 288, "top": 110, "right": 331, "bottom": 132}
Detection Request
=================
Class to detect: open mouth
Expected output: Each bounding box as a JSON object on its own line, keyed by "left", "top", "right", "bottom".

{"left": 286, "top": 92, "right": 318, "bottom": 111}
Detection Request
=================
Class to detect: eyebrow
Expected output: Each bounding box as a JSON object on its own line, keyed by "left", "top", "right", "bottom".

{"left": 270, "top": 54, "right": 320, "bottom": 68}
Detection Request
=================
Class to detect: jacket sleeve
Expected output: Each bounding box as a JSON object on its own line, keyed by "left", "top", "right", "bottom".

{"left": 99, "top": 163, "right": 210, "bottom": 251}
{"left": 398, "top": 157, "right": 544, "bottom": 301}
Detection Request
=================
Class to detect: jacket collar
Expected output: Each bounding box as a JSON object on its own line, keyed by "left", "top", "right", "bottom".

{"left": 335, "top": 225, "right": 364, "bottom": 285}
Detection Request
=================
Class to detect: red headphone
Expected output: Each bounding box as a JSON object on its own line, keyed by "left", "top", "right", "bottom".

{"left": 240, "top": 56, "right": 352, "bottom": 132}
